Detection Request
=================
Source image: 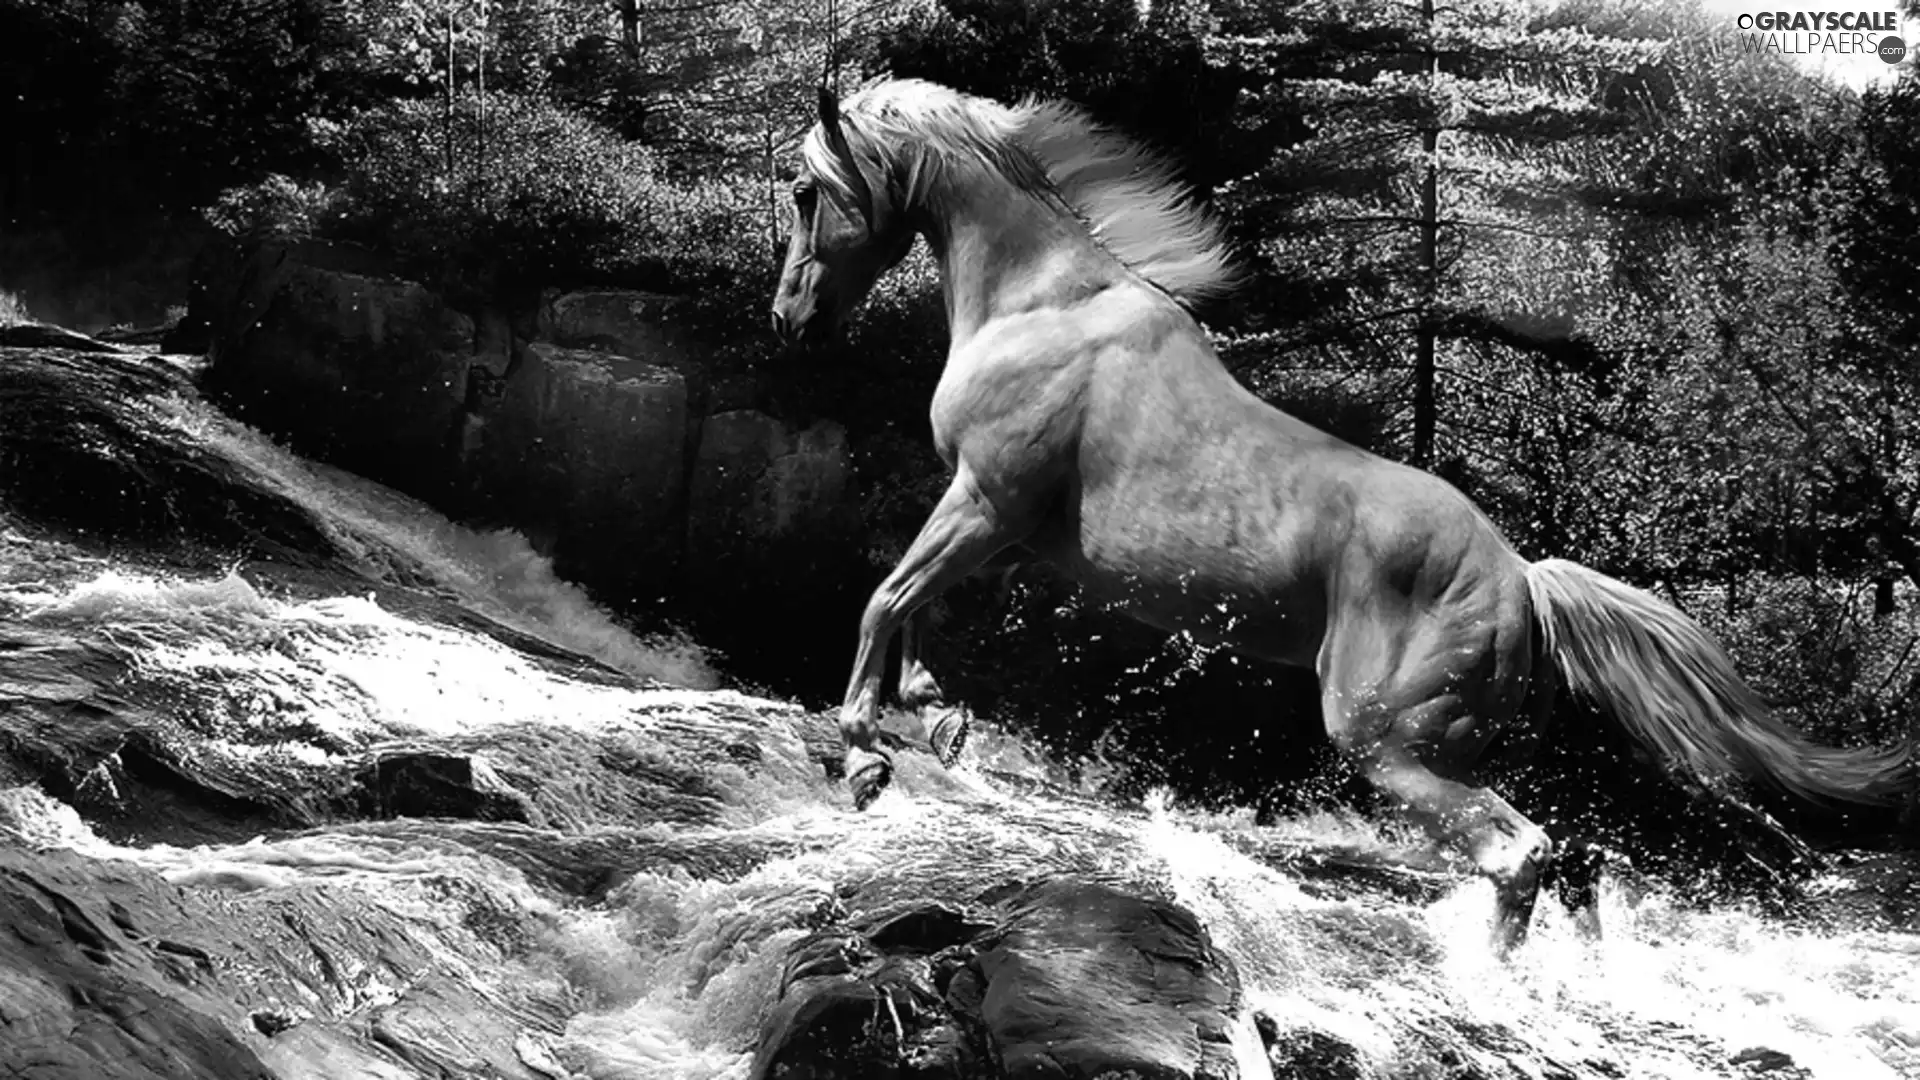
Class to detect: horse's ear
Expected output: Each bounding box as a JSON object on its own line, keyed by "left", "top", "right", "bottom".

{"left": 817, "top": 84, "right": 842, "bottom": 132}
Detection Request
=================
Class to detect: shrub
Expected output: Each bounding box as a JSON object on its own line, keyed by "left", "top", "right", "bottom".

{"left": 208, "top": 92, "right": 765, "bottom": 299}
{"left": 1687, "top": 575, "right": 1920, "bottom": 752}
{"left": 203, "top": 174, "right": 339, "bottom": 242}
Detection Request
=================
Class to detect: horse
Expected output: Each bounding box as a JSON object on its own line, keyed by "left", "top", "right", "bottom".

{"left": 767, "top": 77, "right": 1916, "bottom": 951}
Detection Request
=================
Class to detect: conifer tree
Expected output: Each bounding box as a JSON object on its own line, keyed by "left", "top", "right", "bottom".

{"left": 1207, "top": 0, "right": 1653, "bottom": 467}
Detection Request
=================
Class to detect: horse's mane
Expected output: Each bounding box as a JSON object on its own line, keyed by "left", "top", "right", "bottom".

{"left": 805, "top": 78, "right": 1239, "bottom": 307}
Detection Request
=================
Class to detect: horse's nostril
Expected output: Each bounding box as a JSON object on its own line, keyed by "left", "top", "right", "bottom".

{"left": 770, "top": 310, "right": 790, "bottom": 341}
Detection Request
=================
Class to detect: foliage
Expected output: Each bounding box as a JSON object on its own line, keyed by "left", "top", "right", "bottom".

{"left": 209, "top": 93, "right": 763, "bottom": 297}
{"left": 1688, "top": 577, "right": 1920, "bottom": 752}
{"left": 203, "top": 175, "right": 339, "bottom": 243}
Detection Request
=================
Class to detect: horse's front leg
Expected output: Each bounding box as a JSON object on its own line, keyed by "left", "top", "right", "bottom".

{"left": 841, "top": 470, "right": 1019, "bottom": 809}
{"left": 897, "top": 613, "right": 969, "bottom": 767}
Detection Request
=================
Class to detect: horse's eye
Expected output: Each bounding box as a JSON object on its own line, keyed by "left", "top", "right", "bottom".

{"left": 793, "top": 185, "right": 817, "bottom": 215}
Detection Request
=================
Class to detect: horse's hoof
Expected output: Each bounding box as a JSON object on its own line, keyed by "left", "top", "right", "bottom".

{"left": 1549, "top": 836, "right": 1632, "bottom": 924}
{"left": 928, "top": 708, "right": 970, "bottom": 769}
{"left": 1489, "top": 912, "right": 1532, "bottom": 959}
{"left": 848, "top": 751, "right": 893, "bottom": 811}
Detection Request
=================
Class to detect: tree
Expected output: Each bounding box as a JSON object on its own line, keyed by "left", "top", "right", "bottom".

{"left": 1206, "top": 0, "right": 1653, "bottom": 468}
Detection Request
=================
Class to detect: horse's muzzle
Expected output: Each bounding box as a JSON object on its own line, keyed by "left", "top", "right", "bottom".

{"left": 770, "top": 305, "right": 834, "bottom": 349}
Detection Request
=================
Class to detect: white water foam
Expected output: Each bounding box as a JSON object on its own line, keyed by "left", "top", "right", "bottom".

{"left": 1134, "top": 791, "right": 1919, "bottom": 1079}
{"left": 150, "top": 392, "right": 719, "bottom": 689}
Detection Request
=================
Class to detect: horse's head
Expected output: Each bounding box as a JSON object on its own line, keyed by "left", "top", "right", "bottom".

{"left": 770, "top": 85, "right": 916, "bottom": 347}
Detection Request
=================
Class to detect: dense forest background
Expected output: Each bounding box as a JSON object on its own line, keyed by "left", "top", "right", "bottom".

{"left": 3, "top": 0, "right": 1919, "bottom": 821}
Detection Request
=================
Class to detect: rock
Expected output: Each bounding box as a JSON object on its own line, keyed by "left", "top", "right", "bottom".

{"left": 687, "top": 410, "right": 861, "bottom": 581}
{"left": 0, "top": 322, "right": 125, "bottom": 353}
{"left": 354, "top": 752, "right": 539, "bottom": 826}
{"left": 0, "top": 346, "right": 345, "bottom": 561}
{"left": 752, "top": 880, "right": 1244, "bottom": 1080}
{"left": 0, "top": 864, "right": 277, "bottom": 1079}
{"left": 1257, "top": 1017, "right": 1367, "bottom": 1080}
{"left": 1732, "top": 1047, "right": 1808, "bottom": 1076}
{"left": 0, "top": 842, "right": 571, "bottom": 1080}
{"left": 756, "top": 929, "right": 979, "bottom": 1080}
{"left": 534, "top": 288, "right": 761, "bottom": 413}
{"left": 93, "top": 322, "right": 178, "bottom": 348}
{"left": 467, "top": 342, "right": 689, "bottom": 597}
{"left": 973, "top": 880, "right": 1242, "bottom": 1080}
{"left": 202, "top": 240, "right": 475, "bottom": 503}
{"left": 680, "top": 409, "right": 869, "bottom": 688}
{"left": 536, "top": 289, "right": 687, "bottom": 362}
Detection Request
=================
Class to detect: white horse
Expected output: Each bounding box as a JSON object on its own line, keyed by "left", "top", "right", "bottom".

{"left": 769, "top": 78, "right": 1914, "bottom": 951}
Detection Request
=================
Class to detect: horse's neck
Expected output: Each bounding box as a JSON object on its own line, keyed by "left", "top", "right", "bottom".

{"left": 916, "top": 167, "right": 1123, "bottom": 348}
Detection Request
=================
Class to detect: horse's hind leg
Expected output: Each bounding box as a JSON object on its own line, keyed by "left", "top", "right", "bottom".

{"left": 1357, "top": 745, "right": 1552, "bottom": 952}
{"left": 1544, "top": 837, "right": 1629, "bottom": 939}
{"left": 840, "top": 470, "right": 1021, "bottom": 808}
{"left": 1320, "top": 627, "right": 1553, "bottom": 954}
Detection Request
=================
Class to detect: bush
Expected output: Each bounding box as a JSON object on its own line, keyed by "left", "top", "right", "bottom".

{"left": 208, "top": 92, "right": 766, "bottom": 300}
{"left": 1686, "top": 575, "right": 1920, "bottom": 752}
{"left": 204, "top": 174, "right": 338, "bottom": 242}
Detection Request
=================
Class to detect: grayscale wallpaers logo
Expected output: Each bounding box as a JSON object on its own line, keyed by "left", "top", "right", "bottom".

{"left": 1734, "top": 10, "right": 1911, "bottom": 63}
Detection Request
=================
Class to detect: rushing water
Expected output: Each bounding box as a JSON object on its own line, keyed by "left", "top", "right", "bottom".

{"left": 2, "top": 363, "right": 1917, "bottom": 1079}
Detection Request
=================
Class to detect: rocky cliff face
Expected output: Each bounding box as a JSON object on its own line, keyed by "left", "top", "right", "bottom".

{"left": 193, "top": 240, "right": 864, "bottom": 627}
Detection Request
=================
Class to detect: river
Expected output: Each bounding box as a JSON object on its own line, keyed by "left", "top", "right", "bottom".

{"left": 1, "top": 342, "right": 1914, "bottom": 1079}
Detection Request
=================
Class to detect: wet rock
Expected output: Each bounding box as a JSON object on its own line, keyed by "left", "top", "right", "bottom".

{"left": 0, "top": 347, "right": 347, "bottom": 561}
{"left": 73, "top": 729, "right": 336, "bottom": 845}
{"left": 682, "top": 410, "right": 867, "bottom": 679}
{"left": 0, "top": 322, "right": 125, "bottom": 352}
{"left": 755, "top": 925, "right": 981, "bottom": 1080}
{"left": 536, "top": 289, "right": 687, "bottom": 365}
{"left": 975, "top": 880, "right": 1242, "bottom": 1080}
{"left": 0, "top": 841, "right": 570, "bottom": 1080}
{"left": 203, "top": 240, "right": 475, "bottom": 503}
{"left": 687, "top": 410, "right": 860, "bottom": 568}
{"left": 0, "top": 864, "right": 277, "bottom": 1079}
{"left": 1732, "top": 1047, "right": 1809, "bottom": 1076}
{"left": 753, "top": 880, "right": 1243, "bottom": 1080}
{"left": 250, "top": 1007, "right": 303, "bottom": 1037}
{"left": 354, "top": 751, "right": 538, "bottom": 825}
{"left": 1226, "top": 832, "right": 1453, "bottom": 905}
{"left": 468, "top": 342, "right": 689, "bottom": 597}
{"left": 1257, "top": 1016, "right": 1367, "bottom": 1080}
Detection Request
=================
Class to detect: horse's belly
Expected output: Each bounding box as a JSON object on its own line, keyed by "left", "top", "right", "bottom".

{"left": 1041, "top": 529, "right": 1328, "bottom": 667}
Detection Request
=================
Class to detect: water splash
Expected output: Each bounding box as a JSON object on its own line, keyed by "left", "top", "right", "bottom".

{"left": 150, "top": 391, "right": 719, "bottom": 689}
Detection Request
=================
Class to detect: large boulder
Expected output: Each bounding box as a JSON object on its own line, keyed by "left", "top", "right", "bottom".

{"left": 683, "top": 410, "right": 868, "bottom": 680}
{"left": 971, "top": 881, "right": 1243, "bottom": 1079}
{"left": 687, "top": 410, "right": 860, "bottom": 576}
{"left": 467, "top": 342, "right": 690, "bottom": 598}
{"left": 535, "top": 289, "right": 686, "bottom": 362}
{"left": 535, "top": 288, "right": 760, "bottom": 413}
{"left": 202, "top": 240, "right": 474, "bottom": 503}
{"left": 753, "top": 880, "right": 1245, "bottom": 1080}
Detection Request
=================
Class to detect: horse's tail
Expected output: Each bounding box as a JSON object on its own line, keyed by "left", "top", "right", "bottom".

{"left": 1524, "top": 557, "right": 1914, "bottom": 809}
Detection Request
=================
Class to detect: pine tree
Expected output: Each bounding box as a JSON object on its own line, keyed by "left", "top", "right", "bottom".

{"left": 1207, "top": 0, "right": 1654, "bottom": 468}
